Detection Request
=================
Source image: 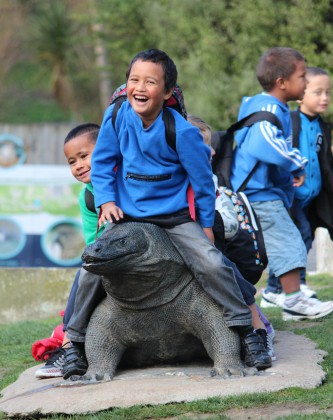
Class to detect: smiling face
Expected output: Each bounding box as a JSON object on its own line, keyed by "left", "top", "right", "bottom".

{"left": 126, "top": 59, "right": 173, "bottom": 128}
{"left": 64, "top": 133, "right": 95, "bottom": 183}
{"left": 300, "top": 74, "right": 331, "bottom": 116}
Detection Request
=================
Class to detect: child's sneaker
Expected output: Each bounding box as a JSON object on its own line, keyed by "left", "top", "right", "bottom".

{"left": 300, "top": 284, "right": 317, "bottom": 299}
{"left": 240, "top": 330, "right": 272, "bottom": 370}
{"left": 282, "top": 294, "right": 333, "bottom": 321}
{"left": 255, "top": 327, "right": 276, "bottom": 361}
{"left": 35, "top": 346, "right": 66, "bottom": 379}
{"left": 62, "top": 342, "right": 88, "bottom": 379}
{"left": 260, "top": 289, "right": 285, "bottom": 308}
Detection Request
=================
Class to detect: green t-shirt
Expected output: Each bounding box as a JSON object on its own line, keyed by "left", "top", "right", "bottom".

{"left": 78, "top": 183, "right": 105, "bottom": 245}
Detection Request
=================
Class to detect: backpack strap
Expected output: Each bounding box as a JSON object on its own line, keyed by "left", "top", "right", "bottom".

{"left": 236, "top": 112, "right": 283, "bottom": 192}
{"left": 290, "top": 109, "right": 301, "bottom": 149}
{"left": 84, "top": 188, "right": 97, "bottom": 214}
{"left": 85, "top": 188, "right": 101, "bottom": 240}
{"left": 161, "top": 108, "right": 196, "bottom": 220}
{"left": 162, "top": 107, "right": 176, "bottom": 151}
{"left": 227, "top": 111, "right": 282, "bottom": 134}
{"left": 111, "top": 96, "right": 127, "bottom": 131}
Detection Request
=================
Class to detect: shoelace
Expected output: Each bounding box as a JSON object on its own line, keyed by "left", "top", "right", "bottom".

{"left": 42, "top": 345, "right": 67, "bottom": 366}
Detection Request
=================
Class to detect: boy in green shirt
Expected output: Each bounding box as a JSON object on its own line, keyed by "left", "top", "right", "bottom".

{"left": 35, "top": 123, "right": 105, "bottom": 379}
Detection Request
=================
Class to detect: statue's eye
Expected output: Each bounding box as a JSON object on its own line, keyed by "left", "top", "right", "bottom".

{"left": 119, "top": 238, "right": 127, "bottom": 246}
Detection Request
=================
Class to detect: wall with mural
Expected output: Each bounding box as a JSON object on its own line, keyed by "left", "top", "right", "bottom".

{"left": 0, "top": 132, "right": 85, "bottom": 267}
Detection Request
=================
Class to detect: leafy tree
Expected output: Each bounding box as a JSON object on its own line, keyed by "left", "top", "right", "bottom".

{"left": 31, "top": 2, "right": 74, "bottom": 111}
{"left": 1, "top": 0, "right": 333, "bottom": 126}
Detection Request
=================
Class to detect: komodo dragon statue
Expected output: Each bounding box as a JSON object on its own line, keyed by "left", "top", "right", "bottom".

{"left": 80, "top": 222, "right": 256, "bottom": 381}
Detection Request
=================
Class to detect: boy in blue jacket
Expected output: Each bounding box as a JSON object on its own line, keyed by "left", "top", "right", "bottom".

{"left": 91, "top": 48, "right": 271, "bottom": 370}
{"left": 231, "top": 47, "right": 333, "bottom": 321}
{"left": 263, "top": 66, "right": 333, "bottom": 305}
{"left": 187, "top": 114, "right": 276, "bottom": 360}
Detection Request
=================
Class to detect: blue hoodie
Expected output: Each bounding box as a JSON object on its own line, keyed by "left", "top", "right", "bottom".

{"left": 230, "top": 93, "right": 308, "bottom": 208}
{"left": 91, "top": 100, "right": 215, "bottom": 227}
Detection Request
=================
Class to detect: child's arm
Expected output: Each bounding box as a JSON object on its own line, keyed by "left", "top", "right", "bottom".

{"left": 242, "top": 121, "right": 308, "bottom": 174}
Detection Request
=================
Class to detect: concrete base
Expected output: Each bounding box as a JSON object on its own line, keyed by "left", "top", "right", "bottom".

{"left": 316, "top": 228, "right": 333, "bottom": 273}
{"left": 0, "top": 331, "right": 327, "bottom": 417}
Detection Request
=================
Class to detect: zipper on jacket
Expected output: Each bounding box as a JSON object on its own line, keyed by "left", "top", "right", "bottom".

{"left": 124, "top": 172, "right": 171, "bottom": 182}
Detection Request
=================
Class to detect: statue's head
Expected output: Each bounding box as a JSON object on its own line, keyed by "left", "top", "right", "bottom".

{"left": 82, "top": 222, "right": 191, "bottom": 308}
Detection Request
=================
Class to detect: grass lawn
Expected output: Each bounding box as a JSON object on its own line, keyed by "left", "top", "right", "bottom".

{"left": 1, "top": 274, "right": 333, "bottom": 419}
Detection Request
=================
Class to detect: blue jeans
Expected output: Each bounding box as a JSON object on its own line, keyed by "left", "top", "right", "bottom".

{"left": 223, "top": 256, "right": 256, "bottom": 306}
{"left": 266, "top": 200, "right": 312, "bottom": 293}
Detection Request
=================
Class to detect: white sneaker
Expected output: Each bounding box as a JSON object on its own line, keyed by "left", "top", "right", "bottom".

{"left": 300, "top": 284, "right": 317, "bottom": 299}
{"left": 35, "top": 346, "right": 66, "bottom": 379}
{"left": 260, "top": 290, "right": 285, "bottom": 308}
{"left": 282, "top": 294, "right": 333, "bottom": 321}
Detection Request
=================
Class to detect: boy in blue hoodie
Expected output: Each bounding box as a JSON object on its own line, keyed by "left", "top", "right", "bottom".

{"left": 91, "top": 48, "right": 271, "bottom": 370}
{"left": 263, "top": 67, "right": 333, "bottom": 305}
{"left": 231, "top": 47, "right": 333, "bottom": 321}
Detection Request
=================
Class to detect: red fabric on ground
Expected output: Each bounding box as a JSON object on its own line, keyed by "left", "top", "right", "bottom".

{"left": 31, "top": 310, "right": 65, "bottom": 361}
{"left": 32, "top": 335, "right": 63, "bottom": 361}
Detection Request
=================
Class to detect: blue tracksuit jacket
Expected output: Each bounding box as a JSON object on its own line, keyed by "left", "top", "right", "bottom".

{"left": 230, "top": 92, "right": 308, "bottom": 208}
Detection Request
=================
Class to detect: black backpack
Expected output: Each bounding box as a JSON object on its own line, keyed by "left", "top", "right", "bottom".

{"left": 211, "top": 111, "right": 283, "bottom": 284}
{"left": 211, "top": 111, "right": 283, "bottom": 189}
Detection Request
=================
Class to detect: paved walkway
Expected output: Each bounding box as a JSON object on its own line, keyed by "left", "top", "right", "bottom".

{"left": 0, "top": 331, "right": 327, "bottom": 417}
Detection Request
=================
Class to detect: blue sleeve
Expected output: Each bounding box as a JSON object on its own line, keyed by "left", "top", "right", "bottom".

{"left": 175, "top": 122, "right": 216, "bottom": 227}
{"left": 243, "top": 121, "right": 308, "bottom": 173}
{"left": 91, "top": 104, "right": 121, "bottom": 208}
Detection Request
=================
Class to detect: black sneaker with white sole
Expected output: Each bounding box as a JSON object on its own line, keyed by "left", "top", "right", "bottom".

{"left": 240, "top": 331, "right": 272, "bottom": 370}
{"left": 62, "top": 342, "right": 88, "bottom": 379}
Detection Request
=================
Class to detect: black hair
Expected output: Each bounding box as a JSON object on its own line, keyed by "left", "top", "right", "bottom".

{"left": 125, "top": 49, "right": 177, "bottom": 92}
{"left": 64, "top": 123, "right": 100, "bottom": 145}
{"left": 306, "top": 67, "right": 329, "bottom": 77}
{"left": 256, "top": 47, "right": 305, "bottom": 91}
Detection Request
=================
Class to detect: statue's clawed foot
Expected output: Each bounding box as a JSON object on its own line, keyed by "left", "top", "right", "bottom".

{"left": 63, "top": 371, "right": 112, "bottom": 384}
{"left": 210, "top": 364, "right": 257, "bottom": 378}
